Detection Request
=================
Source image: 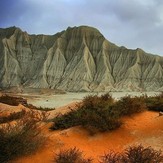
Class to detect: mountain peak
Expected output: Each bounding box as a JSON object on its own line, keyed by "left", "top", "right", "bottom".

{"left": 0, "top": 26, "right": 22, "bottom": 38}
{"left": 0, "top": 26, "right": 163, "bottom": 92}
{"left": 65, "top": 25, "right": 103, "bottom": 36}
{"left": 67, "top": 25, "right": 100, "bottom": 32}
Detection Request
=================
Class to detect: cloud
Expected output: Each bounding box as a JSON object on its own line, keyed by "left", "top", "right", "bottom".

{"left": 0, "top": 0, "right": 163, "bottom": 55}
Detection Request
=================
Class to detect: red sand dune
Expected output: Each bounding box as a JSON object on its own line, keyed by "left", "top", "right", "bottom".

{"left": 0, "top": 102, "right": 162, "bottom": 163}
{"left": 0, "top": 103, "right": 27, "bottom": 117}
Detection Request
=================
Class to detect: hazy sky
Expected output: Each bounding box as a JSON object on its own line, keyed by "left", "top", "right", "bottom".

{"left": 0, "top": 0, "right": 163, "bottom": 55}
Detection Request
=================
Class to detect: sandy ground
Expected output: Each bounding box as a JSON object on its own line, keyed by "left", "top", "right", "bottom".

{"left": 2, "top": 91, "right": 160, "bottom": 108}
{"left": 5, "top": 104, "right": 161, "bottom": 163}
{"left": 0, "top": 103, "right": 27, "bottom": 117}
{"left": 0, "top": 92, "right": 162, "bottom": 163}
{"left": 27, "top": 92, "right": 161, "bottom": 108}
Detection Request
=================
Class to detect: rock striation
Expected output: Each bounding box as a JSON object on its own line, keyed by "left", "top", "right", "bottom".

{"left": 0, "top": 26, "right": 163, "bottom": 91}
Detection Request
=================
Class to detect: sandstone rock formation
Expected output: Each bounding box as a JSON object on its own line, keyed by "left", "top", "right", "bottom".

{"left": 0, "top": 26, "right": 163, "bottom": 92}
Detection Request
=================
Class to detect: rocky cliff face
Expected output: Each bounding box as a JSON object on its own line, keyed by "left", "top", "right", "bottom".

{"left": 0, "top": 26, "right": 163, "bottom": 91}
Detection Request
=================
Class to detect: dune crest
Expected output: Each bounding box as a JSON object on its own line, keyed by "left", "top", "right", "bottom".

{"left": 7, "top": 105, "right": 161, "bottom": 163}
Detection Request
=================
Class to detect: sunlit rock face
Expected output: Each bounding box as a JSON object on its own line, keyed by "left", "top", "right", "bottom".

{"left": 0, "top": 26, "right": 163, "bottom": 91}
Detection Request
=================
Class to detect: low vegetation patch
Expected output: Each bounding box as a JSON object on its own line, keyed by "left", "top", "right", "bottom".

{"left": 54, "top": 145, "right": 162, "bottom": 163}
{"left": 0, "top": 110, "right": 46, "bottom": 163}
{"left": 144, "top": 92, "right": 163, "bottom": 112}
{"left": 114, "top": 95, "right": 147, "bottom": 116}
{"left": 51, "top": 94, "right": 121, "bottom": 133}
{"left": 0, "top": 109, "right": 26, "bottom": 123}
{"left": 100, "top": 145, "right": 163, "bottom": 163}
{"left": 0, "top": 95, "right": 27, "bottom": 106}
{"left": 51, "top": 92, "right": 163, "bottom": 133}
{"left": 25, "top": 103, "right": 56, "bottom": 111}
{"left": 54, "top": 147, "right": 92, "bottom": 163}
{"left": 0, "top": 94, "right": 55, "bottom": 111}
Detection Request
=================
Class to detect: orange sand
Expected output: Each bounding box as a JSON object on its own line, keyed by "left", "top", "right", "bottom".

{"left": 0, "top": 102, "right": 162, "bottom": 163}
{"left": 0, "top": 103, "right": 27, "bottom": 117}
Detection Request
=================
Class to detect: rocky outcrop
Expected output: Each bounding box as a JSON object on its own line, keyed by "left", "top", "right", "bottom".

{"left": 0, "top": 26, "right": 163, "bottom": 91}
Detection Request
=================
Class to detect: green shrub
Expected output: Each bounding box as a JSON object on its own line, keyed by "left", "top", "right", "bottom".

{"left": 25, "top": 103, "right": 56, "bottom": 111}
{"left": 0, "top": 95, "right": 27, "bottom": 106}
{"left": 0, "top": 110, "right": 46, "bottom": 163}
{"left": 51, "top": 93, "right": 121, "bottom": 133}
{"left": 100, "top": 145, "right": 163, "bottom": 163}
{"left": 100, "top": 151, "right": 121, "bottom": 163}
{"left": 0, "top": 95, "right": 55, "bottom": 111}
{"left": 145, "top": 92, "right": 163, "bottom": 112}
{"left": 122, "top": 145, "right": 163, "bottom": 163}
{"left": 51, "top": 93, "right": 163, "bottom": 133}
{"left": 82, "top": 93, "right": 114, "bottom": 109}
{"left": 51, "top": 109, "right": 81, "bottom": 130}
{"left": 115, "top": 96, "right": 147, "bottom": 116}
{"left": 0, "top": 109, "right": 26, "bottom": 124}
{"left": 54, "top": 147, "right": 92, "bottom": 163}
{"left": 79, "top": 106, "right": 121, "bottom": 133}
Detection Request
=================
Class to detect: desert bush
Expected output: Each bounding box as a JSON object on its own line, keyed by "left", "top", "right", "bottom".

{"left": 0, "top": 95, "right": 27, "bottom": 106}
{"left": 79, "top": 106, "right": 121, "bottom": 133}
{"left": 51, "top": 92, "right": 163, "bottom": 133}
{"left": 51, "top": 107, "right": 121, "bottom": 133}
{"left": 115, "top": 96, "right": 147, "bottom": 116}
{"left": 0, "top": 110, "right": 46, "bottom": 163}
{"left": 33, "top": 106, "right": 55, "bottom": 111}
{"left": 144, "top": 92, "right": 163, "bottom": 112}
{"left": 0, "top": 95, "right": 54, "bottom": 111}
{"left": 25, "top": 103, "right": 55, "bottom": 111}
{"left": 54, "top": 147, "right": 92, "bottom": 163}
{"left": 100, "top": 151, "right": 122, "bottom": 163}
{"left": 122, "top": 145, "right": 163, "bottom": 163}
{"left": 51, "top": 109, "right": 81, "bottom": 130}
{"left": 0, "top": 109, "right": 26, "bottom": 123}
{"left": 51, "top": 93, "right": 121, "bottom": 133}
{"left": 100, "top": 145, "right": 163, "bottom": 163}
{"left": 82, "top": 93, "right": 114, "bottom": 109}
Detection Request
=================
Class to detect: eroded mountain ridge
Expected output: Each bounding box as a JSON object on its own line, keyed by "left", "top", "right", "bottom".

{"left": 0, "top": 26, "right": 163, "bottom": 91}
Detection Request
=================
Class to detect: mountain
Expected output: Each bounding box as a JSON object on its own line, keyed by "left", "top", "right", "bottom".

{"left": 0, "top": 26, "right": 163, "bottom": 92}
